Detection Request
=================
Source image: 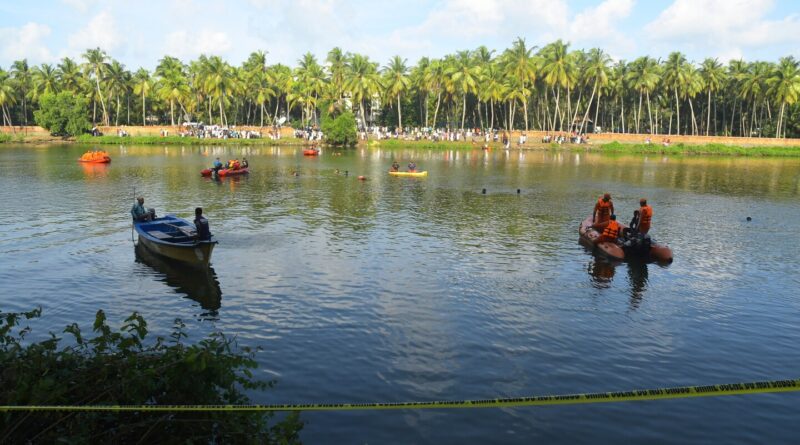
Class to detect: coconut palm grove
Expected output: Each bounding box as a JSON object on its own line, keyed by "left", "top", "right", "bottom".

{"left": 1, "top": 39, "right": 799, "bottom": 138}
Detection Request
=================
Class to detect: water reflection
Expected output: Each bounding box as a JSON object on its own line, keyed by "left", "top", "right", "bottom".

{"left": 587, "top": 258, "right": 616, "bottom": 288}
{"left": 134, "top": 243, "right": 222, "bottom": 318}
{"left": 626, "top": 260, "right": 649, "bottom": 309}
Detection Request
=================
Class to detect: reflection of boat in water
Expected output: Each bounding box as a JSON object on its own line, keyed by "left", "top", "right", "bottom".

{"left": 134, "top": 215, "right": 217, "bottom": 266}
{"left": 135, "top": 243, "right": 221, "bottom": 311}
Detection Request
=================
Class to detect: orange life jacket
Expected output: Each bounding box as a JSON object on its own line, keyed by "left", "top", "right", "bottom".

{"left": 602, "top": 220, "right": 620, "bottom": 239}
{"left": 596, "top": 198, "right": 612, "bottom": 217}
{"left": 640, "top": 205, "right": 653, "bottom": 225}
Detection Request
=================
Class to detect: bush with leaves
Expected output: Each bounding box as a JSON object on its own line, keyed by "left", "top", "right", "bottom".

{"left": 322, "top": 111, "right": 357, "bottom": 147}
{"left": 0, "top": 308, "right": 303, "bottom": 443}
{"left": 33, "top": 92, "right": 91, "bottom": 137}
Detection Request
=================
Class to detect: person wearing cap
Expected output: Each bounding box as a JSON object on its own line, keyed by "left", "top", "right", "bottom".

{"left": 638, "top": 198, "right": 653, "bottom": 234}
{"left": 593, "top": 193, "right": 615, "bottom": 226}
{"left": 597, "top": 214, "right": 621, "bottom": 243}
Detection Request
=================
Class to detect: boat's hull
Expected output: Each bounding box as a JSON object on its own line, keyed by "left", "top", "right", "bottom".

{"left": 78, "top": 157, "right": 111, "bottom": 163}
{"left": 303, "top": 149, "right": 320, "bottom": 156}
{"left": 389, "top": 170, "right": 428, "bottom": 177}
{"left": 579, "top": 216, "right": 673, "bottom": 263}
{"left": 138, "top": 235, "right": 216, "bottom": 266}
{"left": 200, "top": 168, "right": 249, "bottom": 177}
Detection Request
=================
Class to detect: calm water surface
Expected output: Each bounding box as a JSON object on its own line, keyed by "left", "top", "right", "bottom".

{"left": 1, "top": 144, "right": 800, "bottom": 444}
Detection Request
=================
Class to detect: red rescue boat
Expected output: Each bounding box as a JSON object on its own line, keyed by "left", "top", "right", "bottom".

{"left": 303, "top": 149, "right": 320, "bottom": 156}
{"left": 200, "top": 168, "right": 249, "bottom": 177}
{"left": 579, "top": 216, "right": 673, "bottom": 263}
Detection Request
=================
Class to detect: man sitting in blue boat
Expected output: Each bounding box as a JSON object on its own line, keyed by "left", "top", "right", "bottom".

{"left": 194, "top": 207, "right": 211, "bottom": 241}
{"left": 131, "top": 197, "right": 156, "bottom": 222}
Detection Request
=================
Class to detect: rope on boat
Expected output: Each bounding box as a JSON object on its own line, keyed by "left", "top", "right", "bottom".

{"left": 2, "top": 378, "right": 798, "bottom": 412}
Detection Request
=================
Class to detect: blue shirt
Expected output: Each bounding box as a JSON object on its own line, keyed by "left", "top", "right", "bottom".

{"left": 131, "top": 202, "right": 147, "bottom": 220}
{"left": 213, "top": 160, "right": 223, "bottom": 168}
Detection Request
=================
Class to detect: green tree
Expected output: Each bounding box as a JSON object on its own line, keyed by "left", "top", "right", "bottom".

{"left": 10, "top": 59, "right": 32, "bottom": 125}
{"left": 82, "top": 47, "right": 110, "bottom": 125}
{"left": 33, "top": 91, "right": 91, "bottom": 136}
{"left": 699, "top": 58, "right": 726, "bottom": 135}
{"left": 322, "top": 110, "right": 357, "bottom": 146}
{"left": 133, "top": 68, "right": 153, "bottom": 125}
{"left": 0, "top": 69, "right": 17, "bottom": 126}
{"left": 382, "top": 55, "right": 410, "bottom": 130}
{"left": 767, "top": 56, "right": 800, "bottom": 138}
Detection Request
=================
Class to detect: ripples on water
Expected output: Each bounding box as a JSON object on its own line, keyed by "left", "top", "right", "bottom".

{"left": 1, "top": 144, "right": 800, "bottom": 443}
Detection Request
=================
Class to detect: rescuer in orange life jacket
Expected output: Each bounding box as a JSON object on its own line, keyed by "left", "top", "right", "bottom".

{"left": 593, "top": 193, "right": 614, "bottom": 228}
{"left": 597, "top": 214, "right": 621, "bottom": 244}
{"left": 638, "top": 198, "right": 653, "bottom": 234}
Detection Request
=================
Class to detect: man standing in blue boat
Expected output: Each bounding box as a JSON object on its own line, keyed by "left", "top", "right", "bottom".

{"left": 131, "top": 197, "right": 156, "bottom": 222}
{"left": 194, "top": 207, "right": 211, "bottom": 241}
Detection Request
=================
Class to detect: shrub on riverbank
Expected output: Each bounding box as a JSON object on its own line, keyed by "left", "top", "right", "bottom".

{"left": 0, "top": 308, "right": 303, "bottom": 443}
{"left": 321, "top": 111, "right": 357, "bottom": 147}
{"left": 0, "top": 133, "right": 11, "bottom": 143}
{"left": 33, "top": 93, "right": 91, "bottom": 137}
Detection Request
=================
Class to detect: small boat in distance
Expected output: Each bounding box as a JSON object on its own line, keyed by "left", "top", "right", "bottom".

{"left": 78, "top": 150, "right": 111, "bottom": 163}
{"left": 134, "top": 215, "right": 217, "bottom": 267}
{"left": 303, "top": 149, "right": 320, "bottom": 156}
{"left": 389, "top": 170, "right": 428, "bottom": 177}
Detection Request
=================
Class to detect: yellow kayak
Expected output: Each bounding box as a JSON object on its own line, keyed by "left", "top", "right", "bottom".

{"left": 389, "top": 170, "right": 428, "bottom": 177}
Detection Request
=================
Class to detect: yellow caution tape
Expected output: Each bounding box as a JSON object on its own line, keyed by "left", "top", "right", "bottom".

{"left": 2, "top": 379, "right": 798, "bottom": 412}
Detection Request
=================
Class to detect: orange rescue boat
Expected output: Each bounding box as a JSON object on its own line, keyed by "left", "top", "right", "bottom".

{"left": 579, "top": 216, "right": 673, "bottom": 263}
{"left": 78, "top": 150, "right": 111, "bottom": 163}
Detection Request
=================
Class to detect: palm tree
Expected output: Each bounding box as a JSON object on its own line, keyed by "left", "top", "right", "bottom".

{"left": 479, "top": 61, "right": 505, "bottom": 130}
{"left": 662, "top": 52, "right": 690, "bottom": 134}
{"left": 158, "top": 67, "right": 190, "bottom": 126}
{"left": 132, "top": 69, "right": 152, "bottom": 125}
{"left": 326, "top": 47, "right": 348, "bottom": 104}
{"left": 501, "top": 38, "right": 536, "bottom": 130}
{"left": 295, "top": 53, "right": 326, "bottom": 126}
{"left": 31, "top": 64, "right": 59, "bottom": 102}
{"left": 105, "top": 60, "right": 130, "bottom": 125}
{"left": 625, "top": 57, "right": 660, "bottom": 133}
{"left": 57, "top": 57, "right": 82, "bottom": 92}
{"left": 448, "top": 50, "right": 480, "bottom": 129}
{"left": 738, "top": 62, "right": 769, "bottom": 136}
{"left": 578, "top": 48, "right": 611, "bottom": 134}
{"left": 767, "top": 57, "right": 800, "bottom": 138}
{"left": 344, "top": 53, "right": 381, "bottom": 132}
{"left": 83, "top": 48, "right": 110, "bottom": 125}
{"left": 382, "top": 55, "right": 410, "bottom": 130}
{"left": 0, "top": 69, "right": 17, "bottom": 127}
{"left": 699, "top": 58, "right": 726, "bottom": 135}
{"left": 10, "top": 60, "right": 31, "bottom": 125}
{"left": 539, "top": 40, "right": 574, "bottom": 131}
{"left": 203, "top": 56, "right": 236, "bottom": 126}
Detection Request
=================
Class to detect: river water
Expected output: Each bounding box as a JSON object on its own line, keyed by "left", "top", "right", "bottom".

{"left": 1, "top": 144, "right": 799, "bottom": 443}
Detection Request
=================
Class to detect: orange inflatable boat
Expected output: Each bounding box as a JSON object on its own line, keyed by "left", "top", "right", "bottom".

{"left": 78, "top": 150, "right": 111, "bottom": 163}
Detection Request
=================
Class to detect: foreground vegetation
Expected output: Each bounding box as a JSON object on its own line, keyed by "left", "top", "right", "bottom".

{"left": 0, "top": 308, "right": 303, "bottom": 443}
{"left": 1, "top": 41, "right": 799, "bottom": 139}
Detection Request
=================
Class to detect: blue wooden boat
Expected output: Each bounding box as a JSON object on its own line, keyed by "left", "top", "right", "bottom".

{"left": 134, "top": 215, "right": 217, "bottom": 266}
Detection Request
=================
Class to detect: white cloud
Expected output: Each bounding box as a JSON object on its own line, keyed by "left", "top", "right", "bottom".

{"left": 67, "top": 11, "right": 122, "bottom": 52}
{"left": 0, "top": 22, "right": 53, "bottom": 64}
{"left": 164, "top": 30, "right": 233, "bottom": 58}
{"left": 61, "top": 0, "right": 98, "bottom": 12}
{"left": 644, "top": 0, "right": 800, "bottom": 59}
{"left": 569, "top": 0, "right": 636, "bottom": 54}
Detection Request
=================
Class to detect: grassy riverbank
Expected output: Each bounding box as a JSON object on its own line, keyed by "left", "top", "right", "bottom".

{"left": 585, "top": 142, "right": 800, "bottom": 157}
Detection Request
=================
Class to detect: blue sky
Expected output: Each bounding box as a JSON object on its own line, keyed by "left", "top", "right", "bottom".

{"left": 1, "top": 0, "right": 799, "bottom": 69}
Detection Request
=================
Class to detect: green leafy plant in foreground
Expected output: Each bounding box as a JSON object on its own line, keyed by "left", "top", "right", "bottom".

{"left": 0, "top": 308, "right": 303, "bottom": 444}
